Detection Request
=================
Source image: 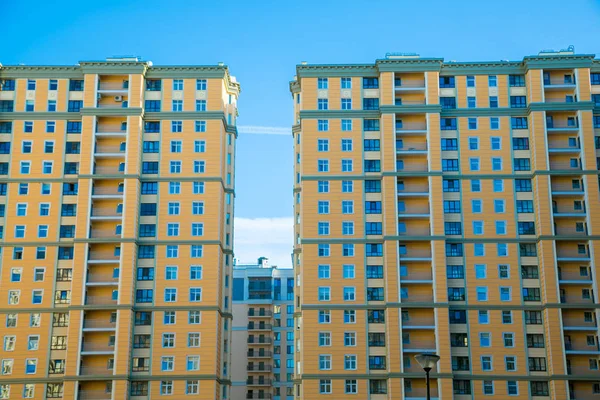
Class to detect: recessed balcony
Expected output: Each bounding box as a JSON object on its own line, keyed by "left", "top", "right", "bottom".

{"left": 95, "top": 129, "right": 127, "bottom": 138}
{"left": 400, "top": 270, "right": 433, "bottom": 284}
{"left": 546, "top": 122, "right": 579, "bottom": 133}
{"left": 565, "top": 343, "right": 600, "bottom": 355}
{"left": 94, "top": 145, "right": 126, "bottom": 158}
{"left": 97, "top": 82, "right": 129, "bottom": 95}
{"left": 248, "top": 310, "right": 273, "bottom": 318}
{"left": 402, "top": 317, "right": 435, "bottom": 330}
{"left": 86, "top": 273, "right": 119, "bottom": 286}
{"left": 400, "top": 293, "right": 434, "bottom": 304}
{"left": 91, "top": 187, "right": 124, "bottom": 199}
{"left": 246, "top": 379, "right": 272, "bottom": 387}
{"left": 247, "top": 364, "right": 273, "bottom": 372}
{"left": 93, "top": 166, "right": 124, "bottom": 176}
{"left": 403, "top": 341, "right": 437, "bottom": 353}
{"left": 247, "top": 338, "right": 272, "bottom": 345}
{"left": 77, "top": 390, "right": 112, "bottom": 400}
{"left": 80, "top": 343, "right": 115, "bottom": 355}
{"left": 544, "top": 77, "right": 577, "bottom": 90}
{"left": 396, "top": 122, "right": 427, "bottom": 135}
{"left": 247, "top": 351, "right": 272, "bottom": 358}
{"left": 79, "top": 366, "right": 114, "bottom": 376}
{"left": 396, "top": 142, "right": 428, "bottom": 155}
{"left": 395, "top": 79, "right": 426, "bottom": 92}
{"left": 82, "top": 319, "right": 116, "bottom": 332}
{"left": 562, "top": 320, "right": 598, "bottom": 332}
{"left": 85, "top": 296, "right": 118, "bottom": 306}
{"left": 247, "top": 323, "right": 273, "bottom": 331}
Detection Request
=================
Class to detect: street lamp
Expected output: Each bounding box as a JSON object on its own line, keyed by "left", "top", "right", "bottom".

{"left": 414, "top": 353, "right": 440, "bottom": 400}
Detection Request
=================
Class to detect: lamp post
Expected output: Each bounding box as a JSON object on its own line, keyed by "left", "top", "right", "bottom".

{"left": 414, "top": 353, "right": 440, "bottom": 400}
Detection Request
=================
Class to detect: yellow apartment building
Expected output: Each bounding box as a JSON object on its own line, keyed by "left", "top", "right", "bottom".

{"left": 0, "top": 57, "right": 239, "bottom": 399}
{"left": 290, "top": 48, "right": 600, "bottom": 399}
{"left": 231, "top": 257, "right": 295, "bottom": 400}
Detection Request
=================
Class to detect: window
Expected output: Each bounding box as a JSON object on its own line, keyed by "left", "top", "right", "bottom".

{"left": 481, "top": 356, "right": 492, "bottom": 371}
{"left": 363, "top": 77, "right": 379, "bottom": 88}
{"left": 480, "top": 332, "right": 491, "bottom": 347}
{"left": 441, "top": 97, "right": 456, "bottom": 109}
{"left": 442, "top": 138, "right": 458, "bottom": 150}
{"left": 467, "top": 96, "right": 476, "bottom": 108}
{"left": 466, "top": 75, "right": 475, "bottom": 87}
{"left": 445, "top": 222, "right": 462, "bottom": 235}
{"left": 364, "top": 139, "right": 380, "bottom": 151}
{"left": 439, "top": 76, "right": 455, "bottom": 88}
{"left": 363, "top": 98, "right": 379, "bottom": 110}
{"left": 468, "top": 137, "right": 479, "bottom": 150}
{"left": 511, "top": 117, "right": 528, "bottom": 130}
{"left": 442, "top": 159, "right": 459, "bottom": 171}
{"left": 528, "top": 357, "right": 547, "bottom": 372}
{"left": 509, "top": 75, "right": 525, "bottom": 87}
{"left": 364, "top": 159, "right": 380, "bottom": 172}
{"left": 319, "top": 380, "right": 331, "bottom": 394}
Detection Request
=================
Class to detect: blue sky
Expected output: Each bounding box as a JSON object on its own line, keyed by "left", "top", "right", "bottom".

{"left": 4, "top": 0, "right": 600, "bottom": 265}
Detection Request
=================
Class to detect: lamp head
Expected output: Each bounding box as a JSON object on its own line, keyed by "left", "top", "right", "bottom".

{"left": 414, "top": 353, "right": 440, "bottom": 371}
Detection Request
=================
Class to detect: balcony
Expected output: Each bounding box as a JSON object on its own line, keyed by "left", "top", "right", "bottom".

{"left": 86, "top": 273, "right": 119, "bottom": 286}
{"left": 565, "top": 343, "right": 600, "bottom": 355}
{"left": 544, "top": 78, "right": 576, "bottom": 90}
{"left": 403, "top": 340, "right": 437, "bottom": 353}
{"left": 400, "top": 293, "right": 435, "bottom": 304}
{"left": 246, "top": 394, "right": 272, "bottom": 399}
{"left": 398, "top": 227, "right": 431, "bottom": 237}
{"left": 80, "top": 343, "right": 115, "bottom": 355}
{"left": 561, "top": 295, "right": 595, "bottom": 305}
{"left": 405, "top": 388, "right": 439, "bottom": 400}
{"left": 548, "top": 142, "right": 581, "bottom": 154}
{"left": 89, "top": 229, "right": 121, "bottom": 240}
{"left": 559, "top": 272, "right": 593, "bottom": 285}
{"left": 90, "top": 209, "right": 122, "bottom": 221}
{"left": 88, "top": 252, "right": 120, "bottom": 264}
{"left": 567, "top": 365, "right": 599, "bottom": 376}
{"left": 398, "top": 210, "right": 430, "bottom": 219}
{"left": 94, "top": 145, "right": 126, "bottom": 158}
{"left": 248, "top": 283, "right": 272, "bottom": 292}
{"left": 554, "top": 226, "right": 587, "bottom": 236}
{"left": 396, "top": 142, "right": 428, "bottom": 155}
{"left": 553, "top": 210, "right": 586, "bottom": 218}
{"left": 247, "top": 338, "right": 272, "bottom": 345}
{"left": 562, "top": 320, "right": 598, "bottom": 331}
{"left": 247, "top": 323, "right": 273, "bottom": 331}
{"left": 247, "top": 364, "right": 273, "bottom": 372}
{"left": 547, "top": 122, "right": 579, "bottom": 133}
{"left": 400, "top": 270, "right": 433, "bottom": 284}
{"left": 549, "top": 161, "right": 581, "bottom": 171}
{"left": 247, "top": 351, "right": 272, "bottom": 358}
{"left": 78, "top": 391, "right": 112, "bottom": 400}
{"left": 402, "top": 317, "right": 436, "bottom": 330}
{"left": 397, "top": 184, "right": 429, "bottom": 197}
{"left": 246, "top": 379, "right": 272, "bottom": 386}
{"left": 396, "top": 162, "right": 429, "bottom": 173}
{"left": 79, "top": 366, "right": 114, "bottom": 376}
{"left": 95, "top": 129, "right": 127, "bottom": 138}
{"left": 395, "top": 79, "right": 426, "bottom": 92}
{"left": 399, "top": 250, "right": 432, "bottom": 262}
{"left": 85, "top": 296, "right": 118, "bottom": 306}
{"left": 93, "top": 166, "right": 124, "bottom": 176}
{"left": 396, "top": 122, "right": 427, "bottom": 135}
{"left": 82, "top": 319, "right": 116, "bottom": 331}
{"left": 97, "top": 82, "right": 129, "bottom": 94}
{"left": 248, "top": 310, "right": 273, "bottom": 318}
{"left": 91, "top": 187, "right": 124, "bottom": 199}
{"left": 556, "top": 252, "right": 591, "bottom": 262}
{"left": 394, "top": 98, "right": 427, "bottom": 107}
